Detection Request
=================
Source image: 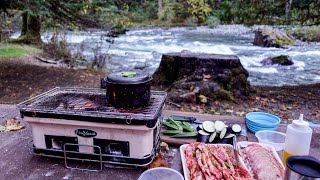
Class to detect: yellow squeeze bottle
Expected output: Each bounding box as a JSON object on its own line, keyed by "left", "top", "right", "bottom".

{"left": 282, "top": 114, "right": 312, "bottom": 165}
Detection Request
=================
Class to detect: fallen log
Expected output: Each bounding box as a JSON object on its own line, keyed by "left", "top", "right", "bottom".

{"left": 35, "top": 56, "right": 58, "bottom": 64}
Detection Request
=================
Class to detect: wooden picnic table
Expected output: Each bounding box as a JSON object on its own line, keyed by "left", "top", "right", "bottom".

{"left": 161, "top": 110, "right": 320, "bottom": 174}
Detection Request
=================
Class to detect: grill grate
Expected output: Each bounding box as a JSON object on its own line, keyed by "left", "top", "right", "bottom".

{"left": 17, "top": 87, "right": 167, "bottom": 121}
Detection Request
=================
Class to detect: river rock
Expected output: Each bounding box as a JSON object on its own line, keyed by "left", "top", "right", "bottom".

{"left": 134, "top": 62, "right": 147, "bottom": 70}
{"left": 152, "top": 52, "right": 251, "bottom": 103}
{"left": 261, "top": 55, "right": 294, "bottom": 66}
{"left": 253, "top": 27, "right": 295, "bottom": 48}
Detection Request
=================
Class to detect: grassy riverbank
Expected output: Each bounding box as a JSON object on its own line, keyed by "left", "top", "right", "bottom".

{"left": 0, "top": 44, "right": 41, "bottom": 59}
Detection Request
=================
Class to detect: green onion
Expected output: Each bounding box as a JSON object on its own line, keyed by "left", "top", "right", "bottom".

{"left": 224, "top": 162, "right": 230, "bottom": 168}
{"left": 212, "top": 160, "right": 217, "bottom": 167}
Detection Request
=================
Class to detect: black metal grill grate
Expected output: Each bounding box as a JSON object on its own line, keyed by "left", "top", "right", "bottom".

{"left": 17, "top": 87, "right": 167, "bottom": 121}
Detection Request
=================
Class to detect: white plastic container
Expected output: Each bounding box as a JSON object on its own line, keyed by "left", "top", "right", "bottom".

{"left": 255, "top": 130, "right": 286, "bottom": 151}
{"left": 138, "top": 167, "right": 184, "bottom": 180}
{"left": 282, "top": 114, "right": 313, "bottom": 165}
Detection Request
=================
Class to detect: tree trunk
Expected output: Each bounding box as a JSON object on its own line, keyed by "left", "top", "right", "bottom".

{"left": 285, "top": 0, "right": 292, "bottom": 20}
{"left": 27, "top": 14, "right": 41, "bottom": 38}
{"left": 14, "top": 12, "right": 42, "bottom": 44}
{"left": 21, "top": 11, "right": 28, "bottom": 36}
{"left": 158, "top": 0, "right": 162, "bottom": 19}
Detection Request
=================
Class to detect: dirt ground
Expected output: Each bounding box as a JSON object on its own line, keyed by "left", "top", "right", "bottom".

{"left": 0, "top": 55, "right": 319, "bottom": 124}
{"left": 0, "top": 55, "right": 106, "bottom": 104}
{"left": 165, "top": 83, "right": 320, "bottom": 124}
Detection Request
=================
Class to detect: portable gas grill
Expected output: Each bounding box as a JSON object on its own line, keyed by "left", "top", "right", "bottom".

{"left": 17, "top": 87, "right": 167, "bottom": 168}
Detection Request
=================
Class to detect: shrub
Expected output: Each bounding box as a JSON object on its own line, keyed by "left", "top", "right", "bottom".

{"left": 41, "top": 31, "right": 80, "bottom": 67}
{"left": 42, "top": 31, "right": 71, "bottom": 60}
{"left": 292, "top": 26, "right": 320, "bottom": 42}
{"left": 206, "top": 16, "right": 220, "bottom": 28}
{"left": 186, "top": 0, "right": 212, "bottom": 23}
{"left": 142, "top": 1, "right": 158, "bottom": 20}
{"left": 129, "top": 8, "right": 148, "bottom": 23}
{"left": 158, "top": 0, "right": 176, "bottom": 22}
{"left": 185, "top": 16, "right": 198, "bottom": 27}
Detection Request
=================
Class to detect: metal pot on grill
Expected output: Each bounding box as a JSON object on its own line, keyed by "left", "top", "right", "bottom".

{"left": 104, "top": 72, "right": 152, "bottom": 107}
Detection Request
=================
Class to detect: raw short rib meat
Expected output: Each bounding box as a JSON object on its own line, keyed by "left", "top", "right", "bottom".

{"left": 241, "top": 144, "right": 284, "bottom": 180}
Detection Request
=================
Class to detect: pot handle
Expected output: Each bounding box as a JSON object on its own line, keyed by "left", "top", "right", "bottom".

{"left": 101, "top": 78, "right": 107, "bottom": 89}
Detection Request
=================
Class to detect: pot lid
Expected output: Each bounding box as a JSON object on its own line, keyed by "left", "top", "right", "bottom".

{"left": 286, "top": 156, "right": 320, "bottom": 178}
{"left": 105, "top": 71, "right": 151, "bottom": 84}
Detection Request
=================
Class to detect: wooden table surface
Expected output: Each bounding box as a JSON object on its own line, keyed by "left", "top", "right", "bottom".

{"left": 0, "top": 106, "right": 317, "bottom": 179}
{"left": 161, "top": 110, "right": 320, "bottom": 160}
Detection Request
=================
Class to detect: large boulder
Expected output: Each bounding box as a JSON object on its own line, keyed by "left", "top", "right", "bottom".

{"left": 152, "top": 52, "right": 251, "bottom": 103}
{"left": 253, "top": 27, "right": 295, "bottom": 48}
{"left": 261, "top": 55, "right": 294, "bottom": 66}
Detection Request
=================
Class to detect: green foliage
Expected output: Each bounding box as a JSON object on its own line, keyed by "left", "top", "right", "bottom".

{"left": 130, "top": 1, "right": 158, "bottom": 22}
{"left": 215, "top": 1, "right": 233, "bottom": 23}
{"left": 290, "top": 1, "right": 320, "bottom": 25}
{"left": 206, "top": 15, "right": 220, "bottom": 28}
{"left": 0, "top": 47, "right": 28, "bottom": 58}
{"left": 97, "top": 6, "right": 133, "bottom": 31}
{"left": 2, "top": 0, "right": 320, "bottom": 34}
{"left": 129, "top": 8, "right": 149, "bottom": 22}
{"left": 172, "top": 2, "right": 189, "bottom": 21}
{"left": 212, "top": 0, "right": 320, "bottom": 26}
{"left": 158, "top": 0, "right": 177, "bottom": 22}
{"left": 290, "top": 26, "right": 320, "bottom": 42}
{"left": 186, "top": 0, "right": 212, "bottom": 23}
{"left": 216, "top": 0, "right": 285, "bottom": 25}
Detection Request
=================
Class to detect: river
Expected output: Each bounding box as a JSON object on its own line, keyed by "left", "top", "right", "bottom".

{"left": 11, "top": 25, "right": 320, "bottom": 86}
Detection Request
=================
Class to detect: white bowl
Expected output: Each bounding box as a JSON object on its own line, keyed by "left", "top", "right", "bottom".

{"left": 138, "top": 167, "right": 184, "bottom": 180}
{"left": 255, "top": 130, "right": 286, "bottom": 151}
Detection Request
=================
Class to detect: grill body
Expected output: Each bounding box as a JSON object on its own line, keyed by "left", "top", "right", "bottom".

{"left": 17, "top": 87, "right": 166, "bottom": 166}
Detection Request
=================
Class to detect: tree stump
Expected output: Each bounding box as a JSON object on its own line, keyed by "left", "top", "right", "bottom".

{"left": 152, "top": 52, "right": 251, "bottom": 103}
